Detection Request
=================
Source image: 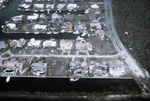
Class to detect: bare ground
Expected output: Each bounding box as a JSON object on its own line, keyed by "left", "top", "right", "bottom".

{"left": 112, "top": 0, "right": 150, "bottom": 73}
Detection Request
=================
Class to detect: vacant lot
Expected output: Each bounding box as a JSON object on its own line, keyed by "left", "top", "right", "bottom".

{"left": 112, "top": 0, "right": 150, "bottom": 73}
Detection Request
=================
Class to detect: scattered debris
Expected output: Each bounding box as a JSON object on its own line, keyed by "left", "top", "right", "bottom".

{"left": 125, "top": 32, "right": 128, "bottom": 35}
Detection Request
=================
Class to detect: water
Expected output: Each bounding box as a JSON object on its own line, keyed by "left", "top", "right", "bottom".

{"left": 0, "top": 0, "right": 141, "bottom": 94}
{"left": 0, "top": 77, "right": 141, "bottom": 93}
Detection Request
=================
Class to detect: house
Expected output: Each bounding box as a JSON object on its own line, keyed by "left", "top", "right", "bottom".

{"left": 60, "top": 40, "right": 73, "bottom": 50}
{"left": 69, "top": 60, "right": 88, "bottom": 77}
{"left": 9, "top": 38, "right": 26, "bottom": 48}
{"left": 52, "top": 13, "right": 61, "bottom": 19}
{"left": 59, "top": 0, "right": 68, "bottom": 2}
{"left": 12, "top": 15, "right": 23, "bottom": 22}
{"left": 109, "top": 60, "right": 125, "bottom": 77}
{"left": 69, "top": 61, "right": 77, "bottom": 67}
{"left": 74, "top": 24, "right": 87, "bottom": 33}
{"left": 67, "top": 4, "right": 77, "bottom": 11}
{"left": 2, "top": 59, "right": 23, "bottom": 75}
{"left": 19, "top": 38, "right": 26, "bottom": 47}
{"left": 109, "top": 66, "right": 125, "bottom": 77}
{"left": 57, "top": 4, "right": 65, "bottom": 10}
{"left": 76, "top": 40, "right": 85, "bottom": 51}
{"left": 20, "top": 3, "right": 31, "bottom": 9}
{"left": 75, "top": 15, "right": 89, "bottom": 22}
{"left": 9, "top": 40, "right": 16, "bottom": 47}
{"left": 85, "top": 42, "right": 93, "bottom": 51}
{"left": 39, "top": 13, "right": 47, "bottom": 19}
{"left": 81, "top": 61, "right": 88, "bottom": 68}
{"left": 61, "top": 23, "right": 73, "bottom": 32}
{"left": 0, "top": 41, "right": 6, "bottom": 50}
{"left": 25, "top": 0, "right": 32, "bottom": 2}
{"left": 0, "top": 56, "right": 2, "bottom": 67}
{"left": 46, "top": 4, "right": 55, "bottom": 9}
{"left": 92, "top": 30, "right": 105, "bottom": 40}
{"left": 31, "top": 61, "right": 47, "bottom": 71}
{"left": 73, "top": 69, "right": 83, "bottom": 76}
{"left": 64, "top": 23, "right": 73, "bottom": 30}
{"left": 69, "top": 61, "right": 79, "bottom": 71}
{"left": 33, "top": 24, "right": 47, "bottom": 31}
{"left": 90, "top": 23, "right": 102, "bottom": 30}
{"left": 34, "top": 4, "right": 44, "bottom": 9}
{"left": 94, "top": 67, "right": 102, "bottom": 76}
{"left": 80, "top": 61, "right": 88, "bottom": 74}
{"left": 49, "top": 23, "right": 59, "bottom": 31}
{"left": 74, "top": 24, "right": 86, "bottom": 30}
{"left": 64, "top": 14, "right": 75, "bottom": 21}
{"left": 89, "top": 13, "right": 99, "bottom": 20}
{"left": 31, "top": 61, "right": 47, "bottom": 76}
{"left": 2, "top": 60, "right": 16, "bottom": 70}
{"left": 0, "top": 0, "right": 5, "bottom": 3}
{"left": 89, "top": 64, "right": 95, "bottom": 73}
{"left": 94, "top": 64, "right": 108, "bottom": 76}
{"left": 76, "top": 40, "right": 92, "bottom": 52}
{"left": 6, "top": 23, "right": 16, "bottom": 30}
{"left": 89, "top": 62, "right": 108, "bottom": 76}
{"left": 9, "top": 40, "right": 17, "bottom": 47}
{"left": 27, "top": 13, "right": 39, "bottom": 21}
{"left": 28, "top": 38, "right": 41, "bottom": 47}
{"left": 43, "top": 40, "right": 57, "bottom": 48}
{"left": 71, "top": 61, "right": 88, "bottom": 76}
{"left": 91, "top": 4, "right": 99, "bottom": 9}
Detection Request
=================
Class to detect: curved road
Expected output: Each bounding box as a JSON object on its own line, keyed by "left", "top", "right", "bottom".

{"left": 105, "top": 0, "right": 150, "bottom": 92}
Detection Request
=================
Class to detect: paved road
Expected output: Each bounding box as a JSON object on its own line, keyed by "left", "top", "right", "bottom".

{"left": 105, "top": 0, "right": 145, "bottom": 77}
{"left": 1, "top": 49, "right": 120, "bottom": 60}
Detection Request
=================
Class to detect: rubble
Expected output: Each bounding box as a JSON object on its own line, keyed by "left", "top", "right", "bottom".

{"left": 60, "top": 40, "right": 73, "bottom": 50}
{"left": 92, "top": 29, "right": 105, "bottom": 40}
{"left": 9, "top": 38, "right": 26, "bottom": 48}
{"left": 76, "top": 40, "right": 92, "bottom": 52}
{"left": 69, "top": 60, "right": 88, "bottom": 77}
{"left": 74, "top": 24, "right": 86, "bottom": 33}
{"left": 52, "top": 13, "right": 61, "bottom": 19}
{"left": 90, "top": 23, "right": 102, "bottom": 31}
{"left": 89, "top": 13, "right": 99, "bottom": 20}
{"left": 109, "top": 60, "right": 126, "bottom": 77}
{"left": 89, "top": 62, "right": 108, "bottom": 77}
